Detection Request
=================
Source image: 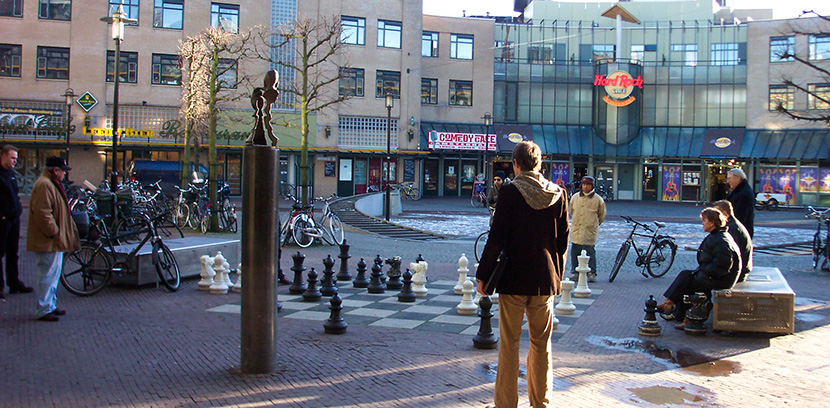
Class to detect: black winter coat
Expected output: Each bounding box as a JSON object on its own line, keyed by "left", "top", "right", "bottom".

{"left": 726, "top": 217, "right": 753, "bottom": 282}
{"left": 0, "top": 166, "right": 22, "bottom": 220}
{"left": 693, "top": 227, "right": 742, "bottom": 290}
{"left": 726, "top": 179, "right": 755, "bottom": 238}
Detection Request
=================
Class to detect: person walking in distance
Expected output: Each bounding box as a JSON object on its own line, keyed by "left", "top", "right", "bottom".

{"left": 0, "top": 145, "right": 32, "bottom": 300}
{"left": 568, "top": 176, "right": 606, "bottom": 283}
{"left": 487, "top": 170, "right": 507, "bottom": 210}
{"left": 27, "top": 157, "right": 80, "bottom": 321}
{"left": 725, "top": 168, "right": 755, "bottom": 238}
{"left": 476, "top": 141, "right": 569, "bottom": 408}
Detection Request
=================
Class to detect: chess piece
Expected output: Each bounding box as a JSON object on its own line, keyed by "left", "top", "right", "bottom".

{"left": 336, "top": 240, "right": 353, "bottom": 282}
{"left": 324, "top": 294, "right": 348, "bottom": 334}
{"left": 415, "top": 253, "right": 425, "bottom": 263}
{"left": 289, "top": 251, "right": 307, "bottom": 295}
{"left": 216, "top": 252, "right": 233, "bottom": 290}
{"left": 552, "top": 307, "right": 559, "bottom": 329}
{"left": 410, "top": 261, "right": 428, "bottom": 297}
{"left": 374, "top": 254, "right": 387, "bottom": 283}
{"left": 385, "top": 256, "right": 403, "bottom": 290}
{"left": 573, "top": 250, "right": 592, "bottom": 298}
{"left": 303, "top": 268, "right": 322, "bottom": 302}
{"left": 353, "top": 258, "right": 370, "bottom": 288}
{"left": 455, "top": 253, "right": 469, "bottom": 295}
{"left": 555, "top": 278, "right": 576, "bottom": 315}
{"left": 639, "top": 295, "right": 662, "bottom": 336}
{"left": 683, "top": 292, "right": 709, "bottom": 336}
{"left": 397, "top": 269, "right": 416, "bottom": 302}
{"left": 457, "top": 279, "right": 477, "bottom": 315}
{"left": 233, "top": 263, "right": 242, "bottom": 293}
{"left": 473, "top": 296, "right": 498, "bottom": 349}
{"left": 209, "top": 258, "right": 229, "bottom": 295}
{"left": 367, "top": 261, "right": 386, "bottom": 294}
{"left": 321, "top": 255, "right": 338, "bottom": 297}
{"left": 198, "top": 255, "right": 215, "bottom": 291}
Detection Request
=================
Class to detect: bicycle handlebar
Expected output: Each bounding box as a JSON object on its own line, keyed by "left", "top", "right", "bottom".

{"left": 621, "top": 215, "right": 653, "bottom": 232}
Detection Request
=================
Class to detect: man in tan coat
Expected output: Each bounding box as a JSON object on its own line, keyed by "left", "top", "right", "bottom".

{"left": 27, "top": 157, "right": 80, "bottom": 321}
{"left": 569, "top": 176, "right": 606, "bottom": 282}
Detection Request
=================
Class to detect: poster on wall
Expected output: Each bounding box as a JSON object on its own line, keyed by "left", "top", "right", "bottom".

{"left": 821, "top": 169, "right": 830, "bottom": 193}
{"left": 758, "top": 167, "right": 796, "bottom": 205}
{"left": 339, "top": 159, "right": 352, "bottom": 182}
{"left": 662, "top": 165, "right": 681, "bottom": 201}
{"left": 758, "top": 167, "right": 777, "bottom": 194}
{"left": 403, "top": 159, "right": 415, "bottom": 182}
{"left": 324, "top": 162, "right": 336, "bottom": 177}
{"left": 550, "top": 163, "right": 569, "bottom": 189}
{"left": 800, "top": 168, "right": 818, "bottom": 193}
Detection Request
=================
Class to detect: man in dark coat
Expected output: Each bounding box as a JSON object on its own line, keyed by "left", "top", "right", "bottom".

{"left": 0, "top": 145, "right": 32, "bottom": 299}
{"left": 713, "top": 200, "right": 753, "bottom": 282}
{"left": 476, "top": 141, "right": 569, "bottom": 408}
{"left": 726, "top": 168, "right": 755, "bottom": 238}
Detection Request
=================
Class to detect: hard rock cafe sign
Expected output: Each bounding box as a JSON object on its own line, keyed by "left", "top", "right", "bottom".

{"left": 593, "top": 70, "right": 643, "bottom": 107}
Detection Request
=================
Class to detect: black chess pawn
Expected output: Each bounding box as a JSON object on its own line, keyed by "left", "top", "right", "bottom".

{"left": 303, "top": 268, "right": 322, "bottom": 302}
{"left": 367, "top": 261, "right": 386, "bottom": 294}
{"left": 473, "top": 296, "right": 498, "bottom": 349}
{"left": 336, "top": 240, "right": 353, "bottom": 282}
{"left": 638, "top": 295, "right": 662, "bottom": 337}
{"left": 683, "top": 292, "right": 709, "bottom": 336}
{"left": 324, "top": 293, "right": 348, "bottom": 334}
{"left": 397, "top": 269, "right": 416, "bottom": 302}
{"left": 353, "top": 258, "right": 369, "bottom": 288}
{"left": 289, "top": 251, "right": 307, "bottom": 295}
{"left": 415, "top": 253, "right": 424, "bottom": 263}
{"left": 321, "top": 255, "right": 338, "bottom": 297}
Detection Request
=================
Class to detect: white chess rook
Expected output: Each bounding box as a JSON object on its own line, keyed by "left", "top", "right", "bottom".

{"left": 455, "top": 253, "right": 469, "bottom": 295}
{"left": 410, "top": 261, "right": 428, "bottom": 297}
{"left": 233, "top": 263, "right": 242, "bottom": 293}
{"left": 573, "top": 250, "right": 592, "bottom": 298}
{"left": 198, "top": 255, "right": 215, "bottom": 291}
{"left": 555, "top": 278, "right": 576, "bottom": 315}
{"left": 457, "top": 278, "right": 478, "bottom": 315}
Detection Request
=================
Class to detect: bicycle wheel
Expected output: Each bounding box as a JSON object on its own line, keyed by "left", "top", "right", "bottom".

{"left": 187, "top": 203, "right": 200, "bottom": 229}
{"left": 152, "top": 241, "right": 180, "bottom": 291}
{"left": 280, "top": 183, "right": 295, "bottom": 199}
{"left": 471, "top": 194, "right": 484, "bottom": 208}
{"left": 474, "top": 231, "right": 489, "bottom": 263}
{"left": 173, "top": 203, "right": 189, "bottom": 229}
{"left": 327, "top": 215, "right": 344, "bottom": 245}
{"left": 813, "top": 232, "right": 822, "bottom": 269}
{"left": 645, "top": 239, "right": 677, "bottom": 278}
{"left": 410, "top": 187, "right": 422, "bottom": 201}
{"left": 222, "top": 199, "right": 237, "bottom": 233}
{"left": 822, "top": 242, "right": 830, "bottom": 272}
{"left": 608, "top": 241, "right": 631, "bottom": 283}
{"left": 114, "top": 215, "right": 146, "bottom": 245}
{"left": 60, "top": 243, "right": 112, "bottom": 296}
{"left": 291, "top": 214, "right": 315, "bottom": 248}
{"left": 200, "top": 211, "right": 209, "bottom": 234}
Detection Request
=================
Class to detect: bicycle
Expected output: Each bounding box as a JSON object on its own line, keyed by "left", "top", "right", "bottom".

{"left": 806, "top": 206, "right": 830, "bottom": 270}
{"left": 280, "top": 181, "right": 296, "bottom": 199}
{"left": 608, "top": 215, "right": 677, "bottom": 282}
{"left": 474, "top": 230, "right": 488, "bottom": 263}
{"left": 471, "top": 181, "right": 487, "bottom": 208}
{"left": 60, "top": 211, "right": 181, "bottom": 296}
{"left": 399, "top": 182, "right": 422, "bottom": 200}
{"left": 280, "top": 194, "right": 344, "bottom": 248}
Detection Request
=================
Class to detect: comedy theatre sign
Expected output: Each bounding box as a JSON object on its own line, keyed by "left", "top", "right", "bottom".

{"left": 594, "top": 70, "right": 643, "bottom": 107}
{"left": 427, "top": 130, "right": 496, "bottom": 151}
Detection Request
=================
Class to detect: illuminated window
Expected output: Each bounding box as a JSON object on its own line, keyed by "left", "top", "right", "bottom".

{"left": 421, "top": 78, "right": 437, "bottom": 104}
{"left": 449, "top": 80, "right": 472, "bottom": 106}
{"left": 768, "top": 85, "right": 794, "bottom": 111}
{"left": 376, "top": 70, "right": 400, "bottom": 98}
{"left": 106, "top": 51, "right": 138, "bottom": 83}
{"left": 0, "top": 44, "right": 22, "bottom": 77}
{"left": 36, "top": 46, "right": 69, "bottom": 79}
{"left": 339, "top": 67, "right": 364, "bottom": 97}
{"left": 808, "top": 84, "right": 830, "bottom": 110}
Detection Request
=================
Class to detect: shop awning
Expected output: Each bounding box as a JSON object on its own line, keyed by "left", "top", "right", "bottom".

{"left": 741, "top": 129, "right": 830, "bottom": 159}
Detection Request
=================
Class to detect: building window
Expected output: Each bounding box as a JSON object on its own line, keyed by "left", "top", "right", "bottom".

{"left": 153, "top": 0, "right": 183, "bottom": 30}
{"left": 36, "top": 46, "right": 69, "bottom": 79}
{"left": 495, "top": 40, "right": 514, "bottom": 62}
{"left": 809, "top": 35, "right": 830, "bottom": 60}
{"left": 376, "top": 70, "right": 400, "bottom": 98}
{"left": 670, "top": 44, "right": 697, "bottom": 66}
{"left": 769, "top": 85, "right": 794, "bottom": 111}
{"left": 711, "top": 43, "right": 739, "bottom": 66}
{"left": 106, "top": 51, "right": 138, "bottom": 83}
{"left": 422, "top": 31, "right": 438, "bottom": 57}
{"left": 770, "top": 36, "right": 794, "bottom": 62}
{"left": 109, "top": 0, "right": 139, "bottom": 24}
{"left": 339, "top": 67, "right": 364, "bottom": 97}
{"left": 377, "top": 20, "right": 401, "bottom": 49}
{"left": 450, "top": 34, "right": 473, "bottom": 59}
{"left": 217, "top": 58, "right": 237, "bottom": 88}
{"left": 592, "top": 44, "right": 615, "bottom": 63}
{"left": 808, "top": 84, "right": 830, "bottom": 110}
{"left": 449, "top": 80, "right": 472, "bottom": 106}
{"left": 421, "top": 78, "right": 437, "bottom": 104}
{"left": 39, "top": 0, "right": 71, "bottom": 21}
{"left": 338, "top": 115, "right": 398, "bottom": 150}
{"left": 151, "top": 53, "right": 181, "bottom": 85}
{"left": 631, "top": 44, "right": 656, "bottom": 63}
{"left": 527, "top": 46, "right": 552, "bottom": 64}
{"left": 1, "top": 0, "right": 23, "bottom": 17}
{"left": 340, "top": 16, "right": 365, "bottom": 46}
{"left": 0, "top": 44, "right": 22, "bottom": 77}
{"left": 211, "top": 3, "right": 239, "bottom": 33}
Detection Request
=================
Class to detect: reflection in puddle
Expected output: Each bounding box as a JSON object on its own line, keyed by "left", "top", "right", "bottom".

{"left": 585, "top": 335, "right": 741, "bottom": 376}
{"left": 474, "top": 363, "right": 572, "bottom": 391}
{"left": 795, "top": 312, "right": 825, "bottom": 322}
{"left": 627, "top": 385, "right": 705, "bottom": 405}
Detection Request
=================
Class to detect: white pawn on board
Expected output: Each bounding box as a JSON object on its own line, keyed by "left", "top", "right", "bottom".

{"left": 552, "top": 307, "right": 559, "bottom": 329}
{"left": 573, "top": 250, "right": 592, "bottom": 298}
{"left": 410, "top": 261, "right": 428, "bottom": 297}
{"left": 457, "top": 278, "right": 478, "bottom": 315}
{"left": 233, "top": 263, "right": 242, "bottom": 293}
{"left": 455, "top": 253, "right": 469, "bottom": 295}
{"left": 198, "top": 255, "right": 215, "bottom": 291}
{"left": 215, "top": 252, "right": 233, "bottom": 290}
{"left": 210, "top": 256, "right": 229, "bottom": 295}
{"left": 555, "top": 278, "right": 576, "bottom": 315}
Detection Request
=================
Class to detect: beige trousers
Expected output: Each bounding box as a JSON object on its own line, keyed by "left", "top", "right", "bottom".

{"left": 494, "top": 294, "right": 554, "bottom": 408}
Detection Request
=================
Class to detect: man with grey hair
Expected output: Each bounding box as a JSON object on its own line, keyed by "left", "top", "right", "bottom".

{"left": 726, "top": 168, "right": 754, "bottom": 238}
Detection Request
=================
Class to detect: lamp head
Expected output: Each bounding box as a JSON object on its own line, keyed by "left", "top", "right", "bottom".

{"left": 385, "top": 93, "right": 394, "bottom": 109}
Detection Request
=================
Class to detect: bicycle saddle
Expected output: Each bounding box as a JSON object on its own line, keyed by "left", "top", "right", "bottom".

{"left": 654, "top": 221, "right": 667, "bottom": 229}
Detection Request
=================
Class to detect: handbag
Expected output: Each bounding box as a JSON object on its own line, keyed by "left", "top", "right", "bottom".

{"left": 484, "top": 251, "right": 508, "bottom": 296}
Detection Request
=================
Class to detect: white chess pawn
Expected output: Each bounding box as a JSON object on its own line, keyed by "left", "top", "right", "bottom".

{"left": 455, "top": 253, "right": 469, "bottom": 295}
{"left": 210, "top": 257, "right": 229, "bottom": 295}
{"left": 198, "top": 255, "right": 215, "bottom": 291}
{"left": 215, "top": 252, "right": 233, "bottom": 290}
{"left": 457, "top": 278, "right": 477, "bottom": 315}
{"left": 552, "top": 306, "right": 559, "bottom": 329}
{"left": 411, "top": 261, "right": 428, "bottom": 297}
{"left": 555, "top": 278, "right": 576, "bottom": 315}
{"left": 573, "top": 250, "right": 592, "bottom": 298}
{"left": 233, "top": 263, "right": 242, "bottom": 293}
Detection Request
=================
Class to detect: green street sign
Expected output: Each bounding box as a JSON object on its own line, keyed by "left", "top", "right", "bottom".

{"left": 77, "top": 92, "right": 98, "bottom": 112}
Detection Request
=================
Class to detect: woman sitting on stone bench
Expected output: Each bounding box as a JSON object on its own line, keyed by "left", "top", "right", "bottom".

{"left": 656, "top": 208, "right": 742, "bottom": 330}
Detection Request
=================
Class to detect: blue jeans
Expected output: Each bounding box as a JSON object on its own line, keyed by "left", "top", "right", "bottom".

{"left": 571, "top": 244, "right": 597, "bottom": 275}
{"left": 34, "top": 252, "right": 62, "bottom": 318}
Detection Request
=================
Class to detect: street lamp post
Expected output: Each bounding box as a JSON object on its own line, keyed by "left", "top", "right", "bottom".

{"left": 101, "top": 5, "right": 136, "bottom": 190}
{"left": 385, "top": 94, "right": 394, "bottom": 221}
{"left": 483, "top": 112, "right": 493, "bottom": 187}
{"left": 62, "top": 88, "right": 75, "bottom": 170}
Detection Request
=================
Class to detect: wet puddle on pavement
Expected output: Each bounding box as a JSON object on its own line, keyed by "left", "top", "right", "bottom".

{"left": 475, "top": 363, "right": 572, "bottom": 391}
{"left": 627, "top": 385, "right": 705, "bottom": 405}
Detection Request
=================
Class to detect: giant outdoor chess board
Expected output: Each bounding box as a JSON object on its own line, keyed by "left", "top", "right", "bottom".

{"left": 207, "top": 280, "right": 602, "bottom": 341}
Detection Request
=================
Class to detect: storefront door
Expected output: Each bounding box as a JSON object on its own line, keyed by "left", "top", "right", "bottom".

{"left": 708, "top": 164, "right": 730, "bottom": 202}
{"left": 595, "top": 166, "right": 615, "bottom": 200}
{"left": 354, "top": 159, "right": 367, "bottom": 194}
{"left": 643, "top": 165, "right": 657, "bottom": 200}
{"left": 424, "top": 159, "right": 439, "bottom": 196}
{"left": 460, "top": 160, "right": 477, "bottom": 197}
{"left": 367, "top": 158, "right": 381, "bottom": 192}
{"left": 444, "top": 160, "right": 459, "bottom": 196}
